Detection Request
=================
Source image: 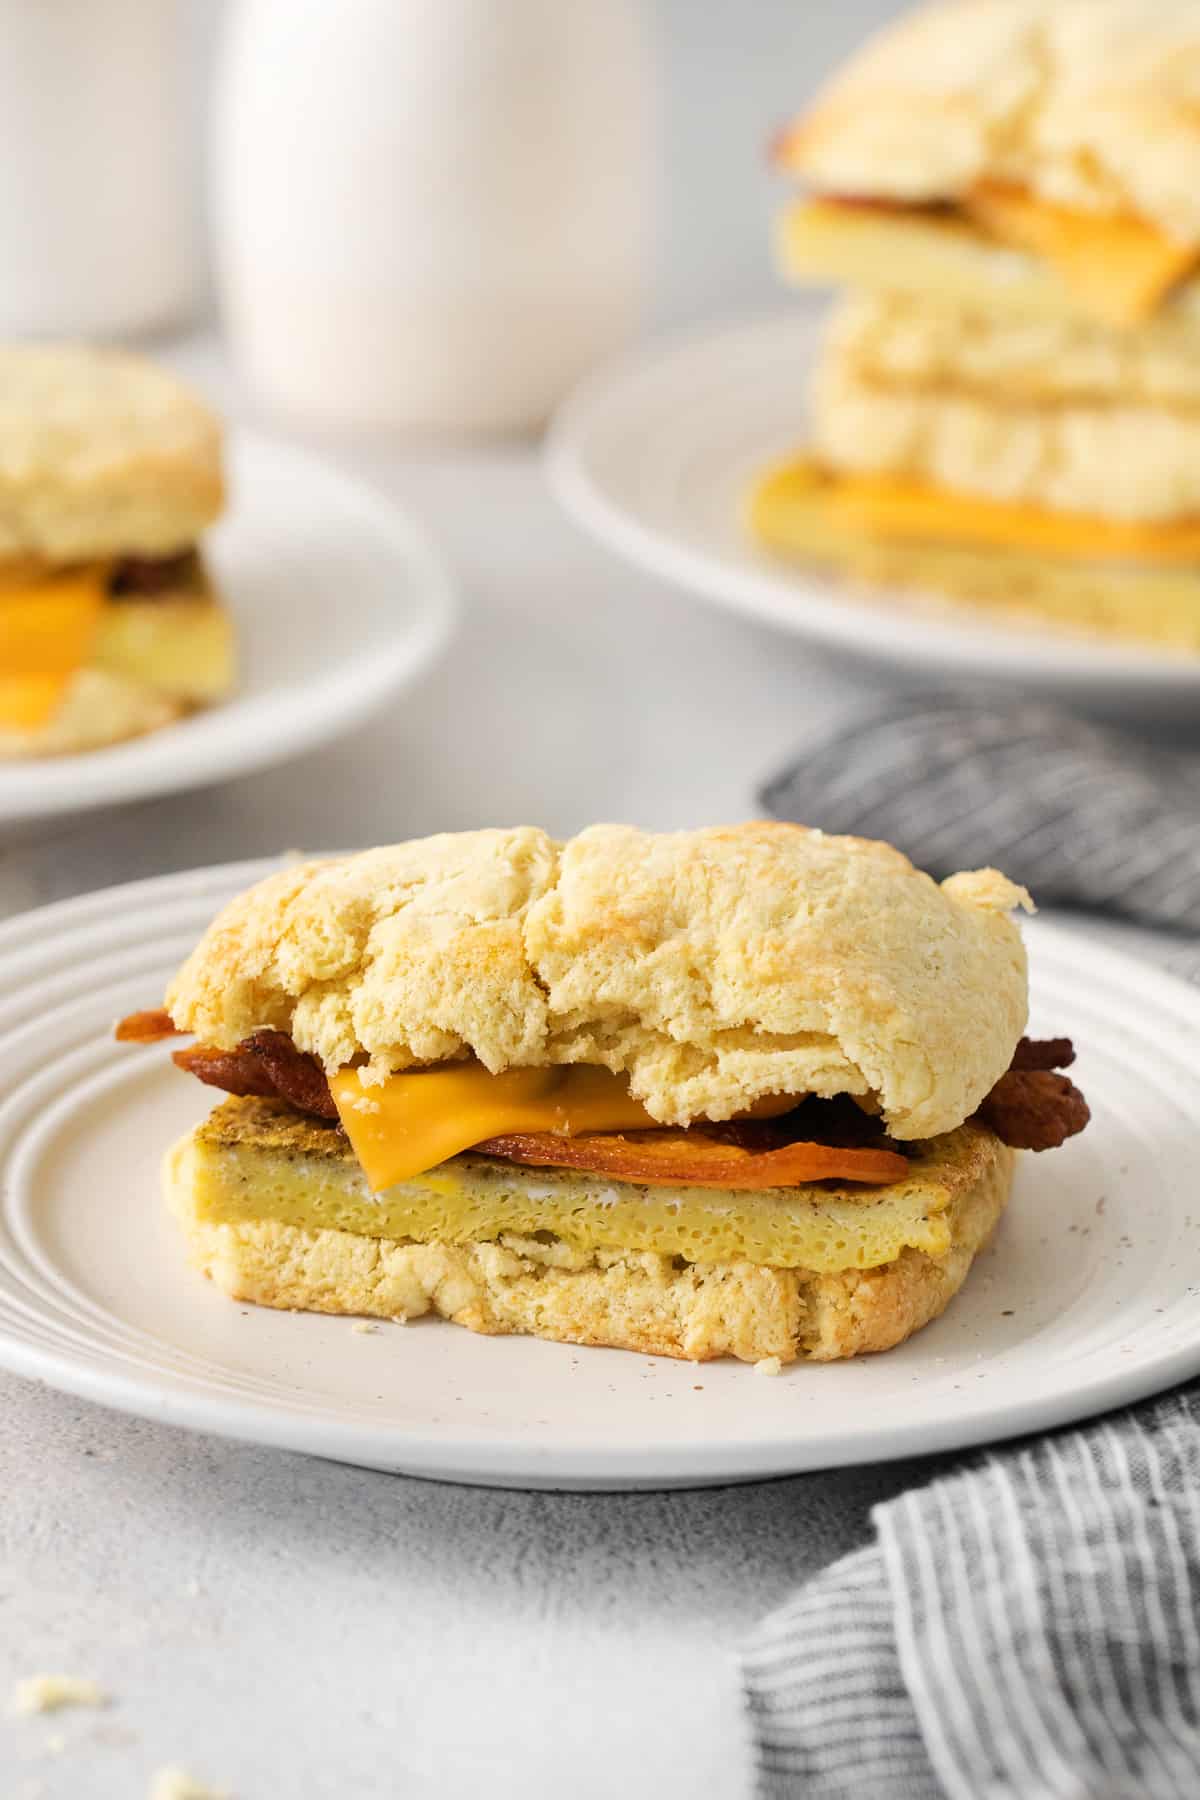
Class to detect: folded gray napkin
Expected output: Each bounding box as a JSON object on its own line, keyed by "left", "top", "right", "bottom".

{"left": 751, "top": 695, "right": 1200, "bottom": 1797}
{"left": 742, "top": 1391, "right": 1200, "bottom": 1800}
{"left": 761, "top": 694, "right": 1200, "bottom": 942}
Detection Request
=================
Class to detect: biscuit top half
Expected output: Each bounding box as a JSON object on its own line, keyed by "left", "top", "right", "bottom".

{"left": 0, "top": 344, "right": 224, "bottom": 561}
{"left": 165, "top": 824, "right": 1032, "bottom": 1141}
{"left": 775, "top": 0, "right": 1200, "bottom": 246}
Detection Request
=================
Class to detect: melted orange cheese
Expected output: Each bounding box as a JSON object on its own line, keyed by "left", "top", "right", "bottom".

{"left": 0, "top": 565, "right": 110, "bottom": 730}
{"left": 780, "top": 462, "right": 1200, "bottom": 565}
{"left": 332, "top": 1063, "right": 660, "bottom": 1193}
{"left": 964, "top": 183, "right": 1200, "bottom": 327}
{"left": 0, "top": 673, "right": 76, "bottom": 731}
{"left": 332, "top": 1062, "right": 809, "bottom": 1192}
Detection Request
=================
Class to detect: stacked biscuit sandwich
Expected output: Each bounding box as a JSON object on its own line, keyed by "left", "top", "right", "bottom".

{"left": 0, "top": 345, "right": 233, "bottom": 757}
{"left": 750, "top": 0, "right": 1200, "bottom": 649}
{"left": 119, "top": 824, "right": 1089, "bottom": 1366}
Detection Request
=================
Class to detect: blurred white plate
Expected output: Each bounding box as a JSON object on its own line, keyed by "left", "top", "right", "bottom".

{"left": 0, "top": 433, "right": 455, "bottom": 826}
{"left": 1, "top": 862, "right": 1198, "bottom": 1490}
{"left": 547, "top": 313, "right": 1200, "bottom": 711}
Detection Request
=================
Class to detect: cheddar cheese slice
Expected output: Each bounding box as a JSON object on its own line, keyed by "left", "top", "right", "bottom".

{"left": 0, "top": 673, "right": 75, "bottom": 731}
{"left": 0, "top": 564, "right": 110, "bottom": 729}
{"left": 332, "top": 1063, "right": 659, "bottom": 1193}
{"left": 964, "top": 183, "right": 1200, "bottom": 329}
{"left": 0, "top": 566, "right": 109, "bottom": 675}
{"left": 754, "top": 458, "right": 1200, "bottom": 566}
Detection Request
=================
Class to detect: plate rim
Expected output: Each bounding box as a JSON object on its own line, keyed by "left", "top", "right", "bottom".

{"left": 545, "top": 310, "right": 1200, "bottom": 697}
{"left": 1, "top": 863, "right": 1199, "bottom": 1490}
{"left": 0, "top": 430, "right": 457, "bottom": 827}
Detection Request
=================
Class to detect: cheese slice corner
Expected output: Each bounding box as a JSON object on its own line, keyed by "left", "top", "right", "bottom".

{"left": 0, "top": 563, "right": 111, "bottom": 730}
{"left": 964, "top": 182, "right": 1200, "bottom": 328}
{"left": 331, "top": 1062, "right": 659, "bottom": 1193}
{"left": 0, "top": 672, "right": 75, "bottom": 732}
{"left": 753, "top": 457, "right": 1200, "bottom": 566}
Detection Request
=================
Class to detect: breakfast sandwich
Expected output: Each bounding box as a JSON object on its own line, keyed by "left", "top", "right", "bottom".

{"left": 751, "top": 0, "right": 1200, "bottom": 648}
{"left": 0, "top": 345, "right": 233, "bottom": 757}
{"left": 118, "top": 825, "right": 1089, "bottom": 1366}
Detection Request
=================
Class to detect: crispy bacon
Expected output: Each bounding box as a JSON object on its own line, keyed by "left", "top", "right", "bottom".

{"left": 1011, "top": 1037, "right": 1076, "bottom": 1073}
{"left": 118, "top": 1012, "right": 1090, "bottom": 1167}
{"left": 172, "top": 1043, "right": 281, "bottom": 1102}
{"left": 472, "top": 1128, "right": 908, "bottom": 1189}
{"left": 174, "top": 1032, "right": 339, "bottom": 1122}
{"left": 114, "top": 1007, "right": 179, "bottom": 1043}
{"left": 978, "top": 1069, "right": 1091, "bottom": 1153}
{"left": 109, "top": 549, "right": 201, "bottom": 599}
{"left": 977, "top": 1037, "right": 1089, "bottom": 1151}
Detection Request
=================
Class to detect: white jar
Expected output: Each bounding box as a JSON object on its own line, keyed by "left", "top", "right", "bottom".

{"left": 211, "top": 0, "right": 654, "bottom": 435}
{"left": 0, "top": 0, "right": 195, "bottom": 338}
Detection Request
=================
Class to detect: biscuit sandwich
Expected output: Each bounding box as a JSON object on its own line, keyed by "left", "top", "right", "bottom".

{"left": 751, "top": 0, "right": 1200, "bottom": 649}
{"left": 0, "top": 345, "right": 233, "bottom": 757}
{"left": 118, "top": 825, "right": 1089, "bottom": 1366}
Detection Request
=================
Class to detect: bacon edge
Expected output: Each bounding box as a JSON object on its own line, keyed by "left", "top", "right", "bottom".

{"left": 116, "top": 1013, "right": 1090, "bottom": 1164}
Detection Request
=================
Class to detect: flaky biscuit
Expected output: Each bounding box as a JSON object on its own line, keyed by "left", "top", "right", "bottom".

{"left": 813, "top": 312, "right": 1200, "bottom": 523}
{"left": 777, "top": 0, "right": 1200, "bottom": 245}
{"left": 828, "top": 291, "right": 1200, "bottom": 409}
{"left": 164, "top": 824, "right": 1031, "bottom": 1140}
{"left": 0, "top": 345, "right": 223, "bottom": 559}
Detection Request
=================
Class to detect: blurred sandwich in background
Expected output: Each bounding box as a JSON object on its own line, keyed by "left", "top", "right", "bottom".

{"left": 750, "top": 0, "right": 1200, "bottom": 650}
{"left": 0, "top": 347, "right": 233, "bottom": 757}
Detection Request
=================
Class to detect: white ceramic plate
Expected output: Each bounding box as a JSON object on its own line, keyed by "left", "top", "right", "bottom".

{"left": 547, "top": 312, "right": 1200, "bottom": 710}
{"left": 0, "top": 861, "right": 1197, "bottom": 1491}
{"left": 0, "top": 433, "right": 455, "bottom": 826}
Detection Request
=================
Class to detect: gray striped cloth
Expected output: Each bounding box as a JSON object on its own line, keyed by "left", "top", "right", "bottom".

{"left": 761, "top": 694, "right": 1200, "bottom": 978}
{"left": 742, "top": 1393, "right": 1200, "bottom": 1799}
{"left": 747, "top": 695, "right": 1200, "bottom": 1796}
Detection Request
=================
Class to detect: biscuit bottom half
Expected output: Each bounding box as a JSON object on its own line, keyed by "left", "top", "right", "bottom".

{"left": 748, "top": 458, "right": 1200, "bottom": 652}
{"left": 165, "top": 1097, "right": 1014, "bottom": 1364}
{"left": 0, "top": 564, "right": 235, "bottom": 759}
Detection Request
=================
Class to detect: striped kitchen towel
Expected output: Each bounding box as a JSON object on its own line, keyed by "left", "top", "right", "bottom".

{"left": 761, "top": 694, "right": 1200, "bottom": 953}
{"left": 742, "top": 1390, "right": 1200, "bottom": 1799}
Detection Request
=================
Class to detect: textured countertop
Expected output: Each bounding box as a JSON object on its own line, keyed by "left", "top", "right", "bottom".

{"left": 0, "top": 336, "right": 1178, "bottom": 1800}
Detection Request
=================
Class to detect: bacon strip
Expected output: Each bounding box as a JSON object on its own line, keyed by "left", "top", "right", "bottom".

{"left": 1011, "top": 1037, "right": 1075, "bottom": 1072}
{"left": 114, "top": 1007, "right": 179, "bottom": 1043}
{"left": 472, "top": 1129, "right": 908, "bottom": 1189}
{"left": 174, "top": 1033, "right": 339, "bottom": 1122}
{"left": 117, "top": 1013, "right": 1090, "bottom": 1163}
{"left": 978, "top": 1069, "right": 1090, "bottom": 1152}
{"left": 110, "top": 549, "right": 202, "bottom": 599}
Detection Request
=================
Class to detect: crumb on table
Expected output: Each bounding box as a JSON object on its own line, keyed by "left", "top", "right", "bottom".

{"left": 11, "top": 1675, "right": 107, "bottom": 1716}
{"left": 148, "top": 1766, "right": 229, "bottom": 1800}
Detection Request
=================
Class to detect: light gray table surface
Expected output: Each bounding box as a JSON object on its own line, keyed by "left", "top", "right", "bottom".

{"left": 0, "top": 335, "right": 1188, "bottom": 1800}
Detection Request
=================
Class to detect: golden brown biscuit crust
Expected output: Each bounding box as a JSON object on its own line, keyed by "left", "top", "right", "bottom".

{"left": 164, "top": 825, "right": 1031, "bottom": 1139}
{"left": 0, "top": 345, "right": 223, "bottom": 559}
{"left": 777, "top": 0, "right": 1200, "bottom": 245}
